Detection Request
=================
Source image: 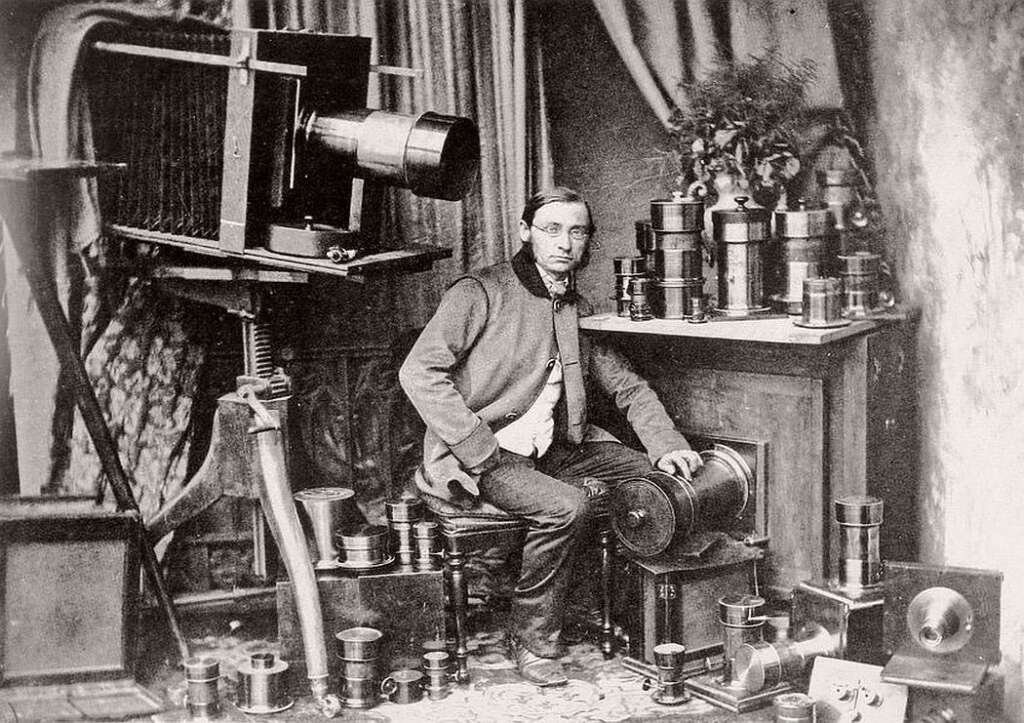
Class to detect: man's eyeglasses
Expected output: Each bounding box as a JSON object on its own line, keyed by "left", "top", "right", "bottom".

{"left": 531, "top": 223, "right": 592, "bottom": 242}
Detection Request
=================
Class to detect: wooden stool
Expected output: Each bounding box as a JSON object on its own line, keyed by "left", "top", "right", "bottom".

{"left": 418, "top": 488, "right": 617, "bottom": 682}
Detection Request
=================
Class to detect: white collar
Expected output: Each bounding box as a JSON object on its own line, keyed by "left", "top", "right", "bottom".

{"left": 535, "top": 263, "right": 570, "bottom": 297}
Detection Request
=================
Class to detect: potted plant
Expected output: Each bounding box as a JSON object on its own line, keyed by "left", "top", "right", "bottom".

{"left": 667, "top": 50, "right": 816, "bottom": 212}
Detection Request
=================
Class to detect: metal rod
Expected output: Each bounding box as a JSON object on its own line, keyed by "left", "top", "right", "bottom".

{"left": 91, "top": 40, "right": 308, "bottom": 77}
{"left": 369, "top": 64, "right": 423, "bottom": 78}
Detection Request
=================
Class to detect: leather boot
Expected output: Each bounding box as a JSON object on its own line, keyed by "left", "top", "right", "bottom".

{"left": 508, "top": 635, "right": 568, "bottom": 687}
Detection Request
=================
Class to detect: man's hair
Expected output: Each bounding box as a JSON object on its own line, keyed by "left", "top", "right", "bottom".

{"left": 520, "top": 186, "right": 595, "bottom": 231}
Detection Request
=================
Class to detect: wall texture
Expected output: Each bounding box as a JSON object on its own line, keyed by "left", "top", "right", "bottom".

{"left": 871, "top": 0, "right": 1024, "bottom": 696}
{"left": 531, "top": 0, "right": 671, "bottom": 310}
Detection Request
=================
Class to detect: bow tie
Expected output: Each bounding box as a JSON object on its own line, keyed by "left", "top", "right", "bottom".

{"left": 546, "top": 277, "right": 569, "bottom": 299}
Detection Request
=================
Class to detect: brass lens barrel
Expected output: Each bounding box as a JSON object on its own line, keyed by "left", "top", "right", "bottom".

{"left": 773, "top": 692, "right": 816, "bottom": 722}
{"left": 772, "top": 201, "right": 829, "bottom": 315}
{"left": 611, "top": 444, "right": 752, "bottom": 557}
{"left": 713, "top": 198, "right": 770, "bottom": 315}
{"left": 801, "top": 277, "right": 843, "bottom": 326}
{"left": 651, "top": 279, "right": 704, "bottom": 320}
{"left": 834, "top": 495, "right": 884, "bottom": 589}
{"left": 838, "top": 251, "right": 881, "bottom": 317}
{"left": 718, "top": 594, "right": 766, "bottom": 684}
{"left": 386, "top": 499, "right": 423, "bottom": 567}
{"left": 304, "top": 109, "right": 480, "bottom": 201}
{"left": 817, "top": 169, "right": 859, "bottom": 232}
{"left": 237, "top": 652, "right": 292, "bottom": 714}
{"left": 650, "top": 192, "right": 704, "bottom": 232}
{"left": 185, "top": 656, "right": 221, "bottom": 719}
{"left": 733, "top": 623, "right": 835, "bottom": 692}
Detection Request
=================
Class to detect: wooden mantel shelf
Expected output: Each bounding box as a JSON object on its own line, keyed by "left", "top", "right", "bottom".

{"left": 579, "top": 312, "right": 897, "bottom": 345}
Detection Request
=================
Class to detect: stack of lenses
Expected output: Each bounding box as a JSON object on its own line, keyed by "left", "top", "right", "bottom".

{"left": 770, "top": 200, "right": 831, "bottom": 315}
{"left": 818, "top": 168, "right": 862, "bottom": 260}
{"left": 612, "top": 256, "right": 646, "bottom": 317}
{"left": 421, "top": 651, "right": 453, "bottom": 701}
{"left": 628, "top": 276, "right": 653, "bottom": 321}
{"left": 644, "top": 642, "right": 690, "bottom": 705}
{"left": 648, "top": 192, "right": 705, "bottom": 319}
{"left": 713, "top": 197, "right": 771, "bottom": 316}
{"left": 818, "top": 168, "right": 859, "bottom": 235}
{"left": 385, "top": 498, "right": 424, "bottom": 569}
{"left": 413, "top": 520, "right": 442, "bottom": 571}
{"left": 184, "top": 656, "right": 221, "bottom": 719}
{"left": 335, "top": 627, "right": 384, "bottom": 709}
{"left": 837, "top": 251, "right": 881, "bottom": 318}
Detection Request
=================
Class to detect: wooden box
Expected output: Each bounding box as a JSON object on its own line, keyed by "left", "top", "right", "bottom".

{"left": 276, "top": 568, "right": 445, "bottom": 676}
{"left": 616, "top": 534, "right": 763, "bottom": 677}
{"left": 0, "top": 497, "right": 163, "bottom": 720}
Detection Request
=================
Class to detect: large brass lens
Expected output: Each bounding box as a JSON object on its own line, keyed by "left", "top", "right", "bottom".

{"left": 303, "top": 109, "right": 480, "bottom": 201}
{"left": 611, "top": 444, "right": 752, "bottom": 558}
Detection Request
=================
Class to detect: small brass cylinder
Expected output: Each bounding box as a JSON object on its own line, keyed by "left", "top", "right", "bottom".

{"left": 185, "top": 656, "right": 221, "bottom": 719}
{"left": 718, "top": 594, "right": 766, "bottom": 684}
{"left": 835, "top": 495, "right": 884, "bottom": 590}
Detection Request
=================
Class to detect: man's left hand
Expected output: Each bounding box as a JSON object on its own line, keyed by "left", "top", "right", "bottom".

{"left": 655, "top": 450, "right": 703, "bottom": 481}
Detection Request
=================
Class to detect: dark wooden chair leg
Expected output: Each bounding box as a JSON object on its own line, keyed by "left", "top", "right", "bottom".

{"left": 446, "top": 546, "right": 471, "bottom": 683}
{"left": 599, "top": 526, "right": 616, "bottom": 658}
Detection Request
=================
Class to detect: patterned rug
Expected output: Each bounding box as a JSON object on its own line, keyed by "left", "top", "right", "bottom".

{"left": 145, "top": 614, "right": 769, "bottom": 722}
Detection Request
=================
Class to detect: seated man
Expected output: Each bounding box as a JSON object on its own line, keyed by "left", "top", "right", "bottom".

{"left": 398, "top": 186, "right": 701, "bottom": 687}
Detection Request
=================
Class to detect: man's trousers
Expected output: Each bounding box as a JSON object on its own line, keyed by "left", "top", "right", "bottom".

{"left": 477, "top": 441, "right": 652, "bottom": 658}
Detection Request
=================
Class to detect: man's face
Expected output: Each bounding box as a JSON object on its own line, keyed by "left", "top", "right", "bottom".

{"left": 519, "top": 201, "right": 591, "bottom": 280}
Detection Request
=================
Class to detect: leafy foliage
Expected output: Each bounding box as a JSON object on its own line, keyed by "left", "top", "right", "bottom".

{"left": 667, "top": 50, "right": 816, "bottom": 207}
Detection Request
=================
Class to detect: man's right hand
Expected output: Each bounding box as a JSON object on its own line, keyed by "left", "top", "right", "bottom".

{"left": 466, "top": 445, "right": 501, "bottom": 476}
{"left": 655, "top": 449, "right": 703, "bottom": 481}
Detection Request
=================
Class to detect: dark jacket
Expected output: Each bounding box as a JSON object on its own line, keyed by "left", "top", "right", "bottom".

{"left": 398, "top": 247, "right": 689, "bottom": 503}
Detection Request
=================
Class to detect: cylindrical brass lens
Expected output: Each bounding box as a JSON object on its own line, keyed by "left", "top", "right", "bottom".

{"left": 304, "top": 110, "right": 480, "bottom": 201}
{"left": 834, "top": 495, "right": 884, "bottom": 589}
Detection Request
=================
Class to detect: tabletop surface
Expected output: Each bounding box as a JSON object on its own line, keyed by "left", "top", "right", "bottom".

{"left": 579, "top": 312, "right": 893, "bottom": 345}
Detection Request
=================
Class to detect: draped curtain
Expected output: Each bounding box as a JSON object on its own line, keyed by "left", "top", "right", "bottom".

{"left": 592, "top": 0, "right": 847, "bottom": 130}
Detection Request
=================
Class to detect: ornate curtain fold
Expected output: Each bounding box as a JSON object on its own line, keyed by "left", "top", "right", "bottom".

{"left": 593, "top": 0, "right": 845, "bottom": 129}
{"left": 20, "top": 4, "right": 219, "bottom": 514}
